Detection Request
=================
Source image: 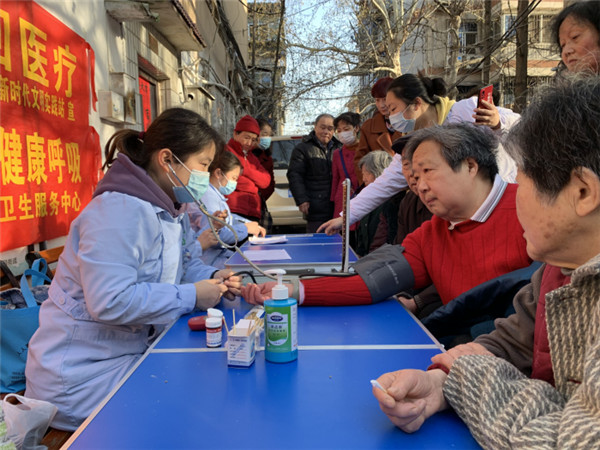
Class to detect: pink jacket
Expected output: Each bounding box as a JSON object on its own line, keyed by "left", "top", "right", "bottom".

{"left": 331, "top": 142, "right": 360, "bottom": 218}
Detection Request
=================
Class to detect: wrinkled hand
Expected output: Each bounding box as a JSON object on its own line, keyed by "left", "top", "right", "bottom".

{"left": 194, "top": 279, "right": 228, "bottom": 310}
{"left": 430, "top": 342, "right": 493, "bottom": 372}
{"left": 212, "top": 269, "right": 242, "bottom": 300}
{"left": 298, "top": 202, "right": 310, "bottom": 215}
{"left": 197, "top": 228, "right": 219, "bottom": 250}
{"left": 245, "top": 221, "right": 266, "bottom": 237}
{"left": 317, "top": 216, "right": 343, "bottom": 235}
{"left": 372, "top": 369, "right": 448, "bottom": 433}
{"left": 396, "top": 294, "right": 417, "bottom": 314}
{"left": 241, "top": 281, "right": 293, "bottom": 305}
{"left": 473, "top": 99, "right": 501, "bottom": 130}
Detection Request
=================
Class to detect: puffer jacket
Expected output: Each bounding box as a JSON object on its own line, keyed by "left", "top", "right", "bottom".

{"left": 287, "top": 131, "right": 342, "bottom": 222}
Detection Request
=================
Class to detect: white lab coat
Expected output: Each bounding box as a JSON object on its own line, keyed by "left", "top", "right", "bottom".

{"left": 25, "top": 191, "right": 216, "bottom": 430}
{"left": 184, "top": 184, "right": 249, "bottom": 268}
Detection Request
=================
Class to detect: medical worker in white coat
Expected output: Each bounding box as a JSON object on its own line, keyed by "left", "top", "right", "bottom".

{"left": 25, "top": 108, "right": 241, "bottom": 431}
{"left": 183, "top": 151, "right": 266, "bottom": 268}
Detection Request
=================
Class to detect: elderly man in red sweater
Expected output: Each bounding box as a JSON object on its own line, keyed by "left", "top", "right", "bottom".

{"left": 242, "top": 122, "right": 532, "bottom": 309}
{"left": 226, "top": 115, "right": 272, "bottom": 222}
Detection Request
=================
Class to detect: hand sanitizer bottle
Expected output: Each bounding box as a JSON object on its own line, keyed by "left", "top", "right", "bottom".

{"left": 264, "top": 269, "right": 298, "bottom": 363}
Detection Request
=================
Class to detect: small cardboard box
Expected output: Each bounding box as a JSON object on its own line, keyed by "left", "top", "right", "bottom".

{"left": 227, "top": 327, "right": 256, "bottom": 367}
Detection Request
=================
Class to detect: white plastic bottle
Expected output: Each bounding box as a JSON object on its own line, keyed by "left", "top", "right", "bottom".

{"left": 264, "top": 269, "right": 298, "bottom": 363}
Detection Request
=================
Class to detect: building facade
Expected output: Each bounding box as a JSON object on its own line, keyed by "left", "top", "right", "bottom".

{"left": 247, "top": 0, "right": 286, "bottom": 133}
{"left": 0, "top": 0, "right": 254, "bottom": 266}
{"left": 352, "top": 0, "right": 563, "bottom": 112}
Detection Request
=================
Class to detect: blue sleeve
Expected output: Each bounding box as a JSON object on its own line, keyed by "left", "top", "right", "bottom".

{"left": 181, "top": 213, "right": 219, "bottom": 283}
{"left": 73, "top": 195, "right": 197, "bottom": 325}
{"left": 218, "top": 220, "right": 249, "bottom": 244}
{"left": 181, "top": 202, "right": 206, "bottom": 232}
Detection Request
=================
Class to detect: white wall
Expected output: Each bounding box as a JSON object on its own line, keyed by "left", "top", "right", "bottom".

{"left": 0, "top": 0, "right": 195, "bottom": 271}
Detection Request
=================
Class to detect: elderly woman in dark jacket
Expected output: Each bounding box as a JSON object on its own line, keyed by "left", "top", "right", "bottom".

{"left": 287, "top": 114, "right": 342, "bottom": 232}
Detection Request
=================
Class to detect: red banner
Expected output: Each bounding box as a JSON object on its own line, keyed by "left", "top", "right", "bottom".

{"left": 0, "top": 1, "right": 101, "bottom": 251}
{"left": 139, "top": 76, "right": 152, "bottom": 130}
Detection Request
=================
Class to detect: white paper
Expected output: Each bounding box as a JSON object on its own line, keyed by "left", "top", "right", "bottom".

{"left": 243, "top": 249, "right": 292, "bottom": 261}
{"left": 248, "top": 235, "right": 288, "bottom": 245}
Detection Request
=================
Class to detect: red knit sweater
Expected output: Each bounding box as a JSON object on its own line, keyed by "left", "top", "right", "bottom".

{"left": 226, "top": 139, "right": 271, "bottom": 220}
{"left": 302, "top": 184, "right": 532, "bottom": 306}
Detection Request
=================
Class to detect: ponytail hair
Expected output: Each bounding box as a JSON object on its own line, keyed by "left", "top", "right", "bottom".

{"left": 387, "top": 73, "right": 447, "bottom": 106}
{"left": 209, "top": 149, "right": 242, "bottom": 174}
{"left": 103, "top": 108, "right": 222, "bottom": 170}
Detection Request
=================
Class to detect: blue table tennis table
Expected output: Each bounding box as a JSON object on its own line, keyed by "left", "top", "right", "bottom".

{"left": 65, "top": 235, "right": 480, "bottom": 449}
{"left": 225, "top": 233, "right": 359, "bottom": 275}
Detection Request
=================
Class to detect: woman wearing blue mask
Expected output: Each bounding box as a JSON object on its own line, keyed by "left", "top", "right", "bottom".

{"left": 185, "top": 151, "right": 266, "bottom": 268}
{"left": 25, "top": 108, "right": 242, "bottom": 431}
{"left": 252, "top": 118, "right": 275, "bottom": 233}
{"left": 318, "top": 73, "right": 520, "bottom": 235}
{"left": 386, "top": 74, "right": 503, "bottom": 133}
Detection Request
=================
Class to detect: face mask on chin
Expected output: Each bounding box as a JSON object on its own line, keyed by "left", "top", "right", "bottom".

{"left": 168, "top": 155, "right": 210, "bottom": 203}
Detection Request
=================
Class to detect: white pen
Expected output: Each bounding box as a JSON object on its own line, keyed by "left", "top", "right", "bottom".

{"left": 370, "top": 379, "right": 388, "bottom": 394}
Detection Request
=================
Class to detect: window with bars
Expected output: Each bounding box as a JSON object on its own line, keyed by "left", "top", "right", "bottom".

{"left": 505, "top": 15, "right": 516, "bottom": 38}
{"left": 459, "top": 21, "right": 478, "bottom": 55}
{"left": 528, "top": 15, "right": 554, "bottom": 44}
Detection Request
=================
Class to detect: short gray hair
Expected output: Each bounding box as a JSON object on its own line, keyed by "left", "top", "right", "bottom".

{"left": 505, "top": 76, "right": 600, "bottom": 201}
{"left": 359, "top": 150, "right": 393, "bottom": 179}
{"left": 314, "top": 113, "right": 334, "bottom": 125}
{"left": 403, "top": 123, "right": 498, "bottom": 182}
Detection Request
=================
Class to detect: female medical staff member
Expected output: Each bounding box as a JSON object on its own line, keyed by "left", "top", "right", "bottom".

{"left": 25, "top": 108, "right": 241, "bottom": 431}
{"left": 185, "top": 150, "right": 266, "bottom": 268}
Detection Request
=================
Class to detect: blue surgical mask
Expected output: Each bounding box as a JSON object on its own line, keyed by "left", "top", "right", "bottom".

{"left": 168, "top": 155, "right": 210, "bottom": 203}
{"left": 259, "top": 137, "right": 272, "bottom": 150}
{"left": 218, "top": 175, "right": 237, "bottom": 196}
{"left": 388, "top": 105, "right": 416, "bottom": 133}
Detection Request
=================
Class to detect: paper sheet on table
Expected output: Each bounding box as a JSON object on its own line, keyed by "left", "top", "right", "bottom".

{"left": 243, "top": 249, "right": 292, "bottom": 261}
{"left": 248, "top": 235, "right": 288, "bottom": 245}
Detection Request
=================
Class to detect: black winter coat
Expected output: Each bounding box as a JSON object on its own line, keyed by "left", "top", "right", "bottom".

{"left": 287, "top": 131, "right": 342, "bottom": 222}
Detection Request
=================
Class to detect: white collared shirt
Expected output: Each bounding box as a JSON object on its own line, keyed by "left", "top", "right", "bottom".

{"left": 449, "top": 174, "right": 507, "bottom": 230}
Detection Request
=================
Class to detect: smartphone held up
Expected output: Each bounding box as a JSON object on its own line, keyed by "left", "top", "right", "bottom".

{"left": 476, "top": 85, "right": 493, "bottom": 124}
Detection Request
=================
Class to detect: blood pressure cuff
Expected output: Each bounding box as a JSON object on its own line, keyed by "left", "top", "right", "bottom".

{"left": 350, "top": 244, "right": 414, "bottom": 302}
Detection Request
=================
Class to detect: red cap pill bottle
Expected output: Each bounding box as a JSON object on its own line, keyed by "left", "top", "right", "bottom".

{"left": 206, "top": 317, "right": 223, "bottom": 348}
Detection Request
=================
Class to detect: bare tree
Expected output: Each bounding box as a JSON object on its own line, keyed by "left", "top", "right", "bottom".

{"left": 279, "top": 0, "right": 550, "bottom": 129}
{"left": 282, "top": 0, "right": 440, "bottom": 120}
{"left": 514, "top": 0, "right": 529, "bottom": 112}
{"left": 431, "top": 0, "right": 479, "bottom": 98}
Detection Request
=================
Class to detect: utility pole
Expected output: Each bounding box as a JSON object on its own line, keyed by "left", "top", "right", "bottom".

{"left": 251, "top": 0, "right": 256, "bottom": 71}
{"left": 271, "top": 0, "right": 285, "bottom": 125}
{"left": 514, "top": 0, "right": 529, "bottom": 112}
{"left": 482, "top": 0, "right": 491, "bottom": 85}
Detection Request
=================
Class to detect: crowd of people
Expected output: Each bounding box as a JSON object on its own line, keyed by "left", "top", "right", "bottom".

{"left": 21, "top": 1, "right": 600, "bottom": 447}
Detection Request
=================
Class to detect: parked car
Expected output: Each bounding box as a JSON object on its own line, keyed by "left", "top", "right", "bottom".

{"left": 267, "top": 135, "right": 306, "bottom": 227}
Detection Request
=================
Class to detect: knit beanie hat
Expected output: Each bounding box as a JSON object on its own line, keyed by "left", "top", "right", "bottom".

{"left": 234, "top": 115, "right": 260, "bottom": 136}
